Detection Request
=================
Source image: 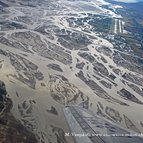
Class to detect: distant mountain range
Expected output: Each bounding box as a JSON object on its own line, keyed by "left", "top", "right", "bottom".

{"left": 124, "top": 1, "right": 143, "bottom": 13}
{"left": 106, "top": 0, "right": 143, "bottom": 13}
{"left": 109, "top": 0, "right": 143, "bottom": 3}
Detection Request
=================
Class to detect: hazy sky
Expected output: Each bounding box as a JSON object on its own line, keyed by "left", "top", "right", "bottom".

{"left": 112, "top": 0, "right": 142, "bottom": 3}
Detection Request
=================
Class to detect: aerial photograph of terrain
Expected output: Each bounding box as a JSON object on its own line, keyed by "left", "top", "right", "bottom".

{"left": 0, "top": 0, "right": 143, "bottom": 142}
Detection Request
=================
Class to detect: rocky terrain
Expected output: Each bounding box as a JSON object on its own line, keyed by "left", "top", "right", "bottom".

{"left": 0, "top": 80, "right": 38, "bottom": 143}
